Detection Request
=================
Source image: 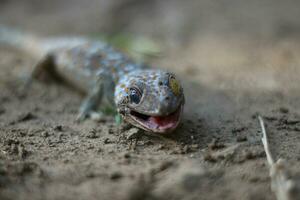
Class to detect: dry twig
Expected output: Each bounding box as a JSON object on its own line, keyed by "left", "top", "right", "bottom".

{"left": 258, "top": 116, "right": 296, "bottom": 200}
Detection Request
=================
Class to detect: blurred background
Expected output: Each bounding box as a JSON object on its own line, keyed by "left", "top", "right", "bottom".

{"left": 1, "top": 1, "right": 300, "bottom": 200}
{"left": 1, "top": 0, "right": 300, "bottom": 92}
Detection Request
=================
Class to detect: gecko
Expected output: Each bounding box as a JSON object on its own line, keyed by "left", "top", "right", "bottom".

{"left": 0, "top": 27, "right": 185, "bottom": 133}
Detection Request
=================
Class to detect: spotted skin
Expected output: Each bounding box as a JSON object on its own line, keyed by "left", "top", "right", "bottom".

{"left": 47, "top": 40, "right": 143, "bottom": 93}
{"left": 115, "top": 70, "right": 183, "bottom": 116}
{"left": 23, "top": 36, "right": 184, "bottom": 133}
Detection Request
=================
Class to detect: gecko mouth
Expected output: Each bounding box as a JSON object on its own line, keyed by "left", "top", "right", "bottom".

{"left": 129, "top": 105, "right": 183, "bottom": 133}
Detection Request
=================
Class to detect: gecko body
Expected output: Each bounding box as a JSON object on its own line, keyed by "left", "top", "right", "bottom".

{"left": 0, "top": 27, "right": 184, "bottom": 133}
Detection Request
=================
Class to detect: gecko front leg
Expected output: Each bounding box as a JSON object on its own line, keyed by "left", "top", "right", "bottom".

{"left": 31, "top": 53, "right": 57, "bottom": 80}
{"left": 76, "top": 72, "right": 115, "bottom": 122}
{"left": 20, "top": 53, "right": 58, "bottom": 95}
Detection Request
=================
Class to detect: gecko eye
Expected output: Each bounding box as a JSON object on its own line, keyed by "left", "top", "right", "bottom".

{"left": 129, "top": 87, "right": 142, "bottom": 104}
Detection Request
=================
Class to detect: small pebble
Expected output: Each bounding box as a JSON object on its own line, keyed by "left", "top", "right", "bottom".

{"left": 279, "top": 107, "right": 289, "bottom": 114}
{"left": 0, "top": 108, "right": 5, "bottom": 115}
{"left": 19, "top": 131, "right": 27, "bottom": 137}
{"left": 58, "top": 133, "right": 64, "bottom": 142}
{"left": 18, "top": 112, "right": 36, "bottom": 122}
{"left": 208, "top": 139, "right": 225, "bottom": 150}
{"left": 190, "top": 144, "right": 199, "bottom": 149}
{"left": 103, "top": 138, "right": 111, "bottom": 144}
{"left": 236, "top": 135, "right": 247, "bottom": 142}
{"left": 125, "top": 128, "right": 140, "bottom": 140}
{"left": 97, "top": 148, "right": 102, "bottom": 153}
{"left": 181, "top": 145, "right": 190, "bottom": 154}
{"left": 123, "top": 152, "right": 131, "bottom": 159}
{"left": 264, "top": 116, "right": 277, "bottom": 121}
{"left": 110, "top": 171, "right": 123, "bottom": 180}
{"left": 53, "top": 125, "right": 63, "bottom": 132}
{"left": 108, "top": 128, "right": 114, "bottom": 134}
{"left": 10, "top": 144, "right": 18, "bottom": 154}
{"left": 156, "top": 144, "right": 165, "bottom": 150}
{"left": 143, "top": 140, "right": 154, "bottom": 146}
{"left": 87, "top": 144, "right": 94, "bottom": 149}
{"left": 232, "top": 127, "right": 247, "bottom": 134}
{"left": 41, "top": 131, "right": 49, "bottom": 138}
{"left": 86, "top": 129, "right": 99, "bottom": 139}
{"left": 204, "top": 153, "right": 217, "bottom": 162}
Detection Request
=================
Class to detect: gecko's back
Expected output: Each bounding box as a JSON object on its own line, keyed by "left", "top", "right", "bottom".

{"left": 0, "top": 26, "right": 145, "bottom": 93}
{"left": 44, "top": 39, "right": 145, "bottom": 93}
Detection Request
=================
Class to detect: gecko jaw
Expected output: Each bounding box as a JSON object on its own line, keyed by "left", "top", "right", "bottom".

{"left": 128, "top": 104, "right": 183, "bottom": 133}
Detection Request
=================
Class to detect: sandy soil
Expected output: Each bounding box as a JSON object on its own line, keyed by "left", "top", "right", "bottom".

{"left": 0, "top": 0, "right": 300, "bottom": 199}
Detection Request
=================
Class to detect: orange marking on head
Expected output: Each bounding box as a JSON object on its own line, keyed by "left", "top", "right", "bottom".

{"left": 169, "top": 77, "right": 181, "bottom": 96}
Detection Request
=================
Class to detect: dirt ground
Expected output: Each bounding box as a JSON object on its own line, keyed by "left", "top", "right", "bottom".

{"left": 1, "top": 0, "right": 300, "bottom": 199}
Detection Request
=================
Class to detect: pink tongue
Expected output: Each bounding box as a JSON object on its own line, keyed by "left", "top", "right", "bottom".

{"left": 148, "top": 111, "right": 179, "bottom": 129}
{"left": 152, "top": 115, "right": 175, "bottom": 126}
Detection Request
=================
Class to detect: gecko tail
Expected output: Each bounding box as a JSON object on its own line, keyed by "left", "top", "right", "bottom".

{"left": 0, "top": 25, "right": 90, "bottom": 57}
{"left": 0, "top": 26, "right": 31, "bottom": 48}
{"left": 0, "top": 25, "right": 42, "bottom": 57}
{"left": 0, "top": 26, "right": 24, "bottom": 46}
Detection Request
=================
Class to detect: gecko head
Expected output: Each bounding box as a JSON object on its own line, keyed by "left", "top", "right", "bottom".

{"left": 115, "top": 70, "right": 184, "bottom": 133}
